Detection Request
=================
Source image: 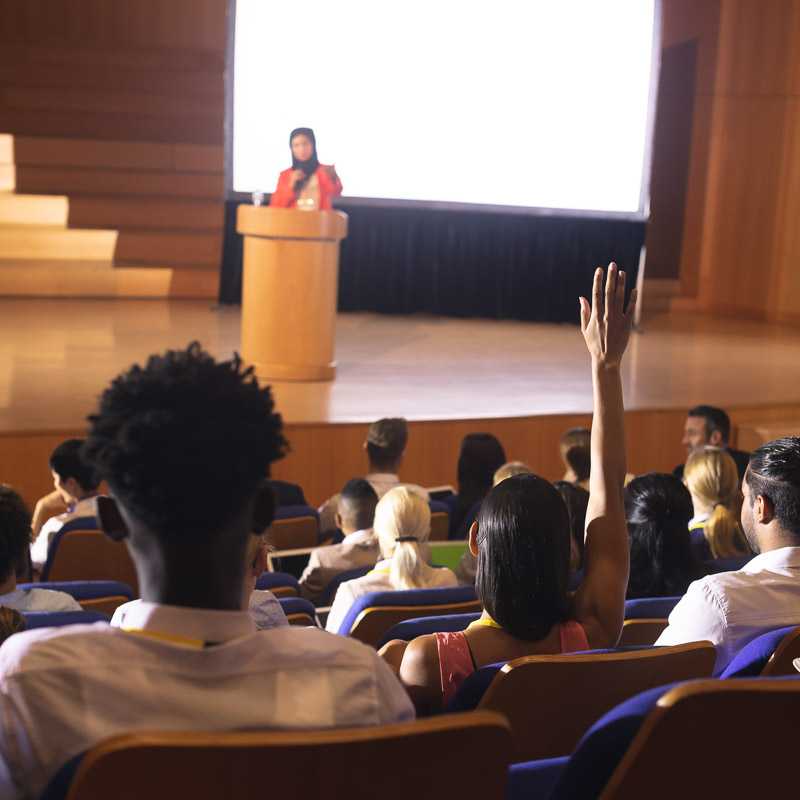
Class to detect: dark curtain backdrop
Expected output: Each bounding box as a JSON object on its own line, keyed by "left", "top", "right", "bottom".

{"left": 219, "top": 201, "right": 646, "bottom": 323}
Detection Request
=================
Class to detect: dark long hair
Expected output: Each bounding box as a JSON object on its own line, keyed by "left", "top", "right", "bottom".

{"left": 289, "top": 127, "right": 319, "bottom": 196}
{"left": 553, "top": 480, "right": 590, "bottom": 570}
{"left": 475, "top": 474, "right": 571, "bottom": 641}
{"left": 452, "top": 433, "right": 506, "bottom": 537}
{"left": 625, "top": 473, "right": 702, "bottom": 599}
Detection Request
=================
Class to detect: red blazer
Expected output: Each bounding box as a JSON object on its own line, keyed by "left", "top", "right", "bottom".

{"left": 269, "top": 164, "right": 343, "bottom": 210}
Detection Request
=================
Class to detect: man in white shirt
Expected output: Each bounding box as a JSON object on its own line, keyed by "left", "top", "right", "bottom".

{"left": 0, "top": 486, "right": 81, "bottom": 613}
{"left": 0, "top": 344, "right": 413, "bottom": 800}
{"left": 656, "top": 436, "right": 800, "bottom": 674}
{"left": 300, "top": 478, "right": 379, "bottom": 602}
{"left": 29, "top": 439, "right": 101, "bottom": 572}
{"left": 318, "top": 418, "right": 428, "bottom": 534}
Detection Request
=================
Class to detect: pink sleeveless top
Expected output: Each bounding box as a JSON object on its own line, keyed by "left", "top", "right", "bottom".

{"left": 434, "top": 620, "right": 590, "bottom": 708}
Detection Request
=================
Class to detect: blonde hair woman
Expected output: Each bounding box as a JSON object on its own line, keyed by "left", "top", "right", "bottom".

{"left": 684, "top": 447, "right": 750, "bottom": 560}
{"left": 325, "top": 487, "right": 457, "bottom": 633}
{"left": 493, "top": 461, "right": 532, "bottom": 486}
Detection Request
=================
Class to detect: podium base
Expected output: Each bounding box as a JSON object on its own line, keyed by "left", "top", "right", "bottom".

{"left": 248, "top": 359, "right": 336, "bottom": 383}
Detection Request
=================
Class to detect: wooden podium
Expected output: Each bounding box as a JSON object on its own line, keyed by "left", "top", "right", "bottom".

{"left": 237, "top": 206, "right": 348, "bottom": 382}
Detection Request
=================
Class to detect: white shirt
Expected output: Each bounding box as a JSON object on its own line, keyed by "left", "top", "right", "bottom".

{"left": 30, "top": 496, "right": 98, "bottom": 570}
{"left": 110, "top": 590, "right": 289, "bottom": 632}
{"left": 0, "top": 588, "right": 81, "bottom": 613}
{"left": 655, "top": 546, "right": 800, "bottom": 674}
{"left": 0, "top": 602, "right": 413, "bottom": 799}
{"left": 325, "top": 559, "right": 458, "bottom": 633}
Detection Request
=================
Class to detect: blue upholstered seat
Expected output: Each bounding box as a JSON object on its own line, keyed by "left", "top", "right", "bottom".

{"left": 376, "top": 612, "right": 481, "bottom": 648}
{"left": 317, "top": 565, "right": 372, "bottom": 607}
{"left": 273, "top": 504, "right": 319, "bottom": 522}
{"left": 255, "top": 571, "right": 300, "bottom": 594}
{"left": 506, "top": 756, "right": 569, "bottom": 800}
{"left": 428, "top": 499, "right": 450, "bottom": 516}
{"left": 704, "top": 555, "right": 751, "bottom": 574}
{"left": 719, "top": 625, "right": 798, "bottom": 678}
{"left": 335, "top": 585, "right": 479, "bottom": 637}
{"left": 40, "top": 519, "right": 101, "bottom": 581}
{"left": 22, "top": 611, "right": 110, "bottom": 629}
{"left": 623, "top": 595, "right": 681, "bottom": 620}
{"left": 277, "top": 596, "right": 317, "bottom": 624}
{"left": 18, "top": 580, "right": 134, "bottom": 603}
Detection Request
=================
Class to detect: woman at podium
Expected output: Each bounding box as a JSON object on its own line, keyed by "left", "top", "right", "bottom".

{"left": 269, "top": 127, "right": 342, "bottom": 211}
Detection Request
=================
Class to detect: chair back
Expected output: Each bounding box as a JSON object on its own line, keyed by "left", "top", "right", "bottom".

{"left": 19, "top": 580, "right": 136, "bottom": 617}
{"left": 623, "top": 596, "right": 681, "bottom": 619}
{"left": 255, "top": 571, "right": 300, "bottom": 599}
{"left": 428, "top": 500, "right": 450, "bottom": 541}
{"left": 478, "top": 642, "right": 716, "bottom": 762}
{"left": 277, "top": 597, "right": 318, "bottom": 627}
{"left": 598, "top": 679, "right": 800, "bottom": 799}
{"left": 703, "top": 556, "right": 751, "bottom": 574}
{"left": 41, "top": 530, "right": 138, "bottom": 592}
{"left": 617, "top": 619, "right": 668, "bottom": 647}
{"left": 63, "top": 712, "right": 512, "bottom": 800}
{"left": 377, "top": 612, "right": 480, "bottom": 647}
{"left": 268, "top": 506, "right": 319, "bottom": 550}
{"left": 763, "top": 626, "right": 800, "bottom": 676}
{"left": 22, "top": 611, "right": 110, "bottom": 629}
{"left": 340, "top": 586, "right": 481, "bottom": 646}
{"left": 719, "top": 625, "right": 798, "bottom": 678}
{"left": 317, "top": 565, "right": 372, "bottom": 607}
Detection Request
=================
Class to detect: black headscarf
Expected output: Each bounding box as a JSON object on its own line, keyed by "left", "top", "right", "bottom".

{"left": 290, "top": 127, "right": 319, "bottom": 196}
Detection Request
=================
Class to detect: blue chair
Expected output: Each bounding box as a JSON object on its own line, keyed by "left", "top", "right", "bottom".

{"left": 688, "top": 527, "right": 712, "bottom": 561}
{"left": 376, "top": 611, "right": 481, "bottom": 648}
{"left": 704, "top": 555, "right": 751, "bottom": 574}
{"left": 18, "top": 580, "right": 135, "bottom": 615}
{"left": 22, "top": 611, "right": 110, "bottom": 629}
{"left": 444, "top": 497, "right": 482, "bottom": 540}
{"left": 317, "top": 565, "right": 372, "bottom": 607}
{"left": 720, "top": 625, "right": 800, "bottom": 678}
{"left": 269, "top": 505, "right": 319, "bottom": 550}
{"left": 277, "top": 597, "right": 318, "bottom": 626}
{"left": 428, "top": 499, "right": 451, "bottom": 541}
{"left": 337, "top": 586, "right": 481, "bottom": 646}
{"left": 255, "top": 571, "right": 300, "bottom": 598}
{"left": 623, "top": 596, "right": 681, "bottom": 619}
{"left": 56, "top": 517, "right": 99, "bottom": 535}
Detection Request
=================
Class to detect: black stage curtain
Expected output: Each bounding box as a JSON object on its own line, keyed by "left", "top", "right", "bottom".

{"left": 219, "top": 201, "right": 646, "bottom": 324}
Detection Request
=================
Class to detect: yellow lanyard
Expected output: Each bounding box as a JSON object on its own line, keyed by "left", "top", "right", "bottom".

{"left": 121, "top": 628, "right": 206, "bottom": 649}
{"left": 467, "top": 612, "right": 503, "bottom": 631}
{"left": 367, "top": 568, "right": 391, "bottom": 576}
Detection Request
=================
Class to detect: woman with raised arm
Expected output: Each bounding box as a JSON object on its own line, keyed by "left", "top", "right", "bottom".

{"left": 379, "top": 264, "right": 635, "bottom": 715}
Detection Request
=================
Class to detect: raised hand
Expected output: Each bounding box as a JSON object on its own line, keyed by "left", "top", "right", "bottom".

{"left": 579, "top": 262, "right": 637, "bottom": 368}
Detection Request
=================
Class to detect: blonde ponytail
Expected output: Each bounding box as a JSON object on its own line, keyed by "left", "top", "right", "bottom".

{"left": 705, "top": 503, "right": 749, "bottom": 558}
{"left": 374, "top": 486, "right": 435, "bottom": 589}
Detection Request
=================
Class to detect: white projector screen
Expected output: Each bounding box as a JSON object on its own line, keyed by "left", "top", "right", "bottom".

{"left": 231, "top": 0, "right": 658, "bottom": 214}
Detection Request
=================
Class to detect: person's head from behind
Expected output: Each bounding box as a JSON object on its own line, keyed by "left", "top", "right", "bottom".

{"left": 742, "top": 437, "right": 800, "bottom": 554}
{"left": 49, "top": 439, "right": 100, "bottom": 505}
{"left": 0, "top": 486, "right": 32, "bottom": 590}
{"left": 83, "top": 342, "right": 287, "bottom": 608}
{"left": 559, "top": 428, "right": 591, "bottom": 484}
{"left": 290, "top": 127, "right": 316, "bottom": 165}
{"left": 457, "top": 433, "right": 507, "bottom": 501}
{"left": 493, "top": 461, "right": 532, "bottom": 486}
{"left": 374, "top": 487, "right": 432, "bottom": 589}
{"left": 553, "top": 480, "right": 590, "bottom": 573}
{"left": 684, "top": 446, "right": 748, "bottom": 558}
{"left": 365, "top": 418, "right": 408, "bottom": 474}
{"left": 336, "top": 478, "right": 379, "bottom": 536}
{"left": 471, "top": 474, "right": 570, "bottom": 640}
{"left": 624, "top": 473, "right": 696, "bottom": 598}
{"left": 683, "top": 405, "right": 731, "bottom": 453}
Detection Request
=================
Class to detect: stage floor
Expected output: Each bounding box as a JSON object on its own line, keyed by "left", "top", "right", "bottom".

{"left": 2, "top": 298, "right": 800, "bottom": 432}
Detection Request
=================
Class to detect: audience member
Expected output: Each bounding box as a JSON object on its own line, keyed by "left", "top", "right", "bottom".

{"left": 0, "top": 343, "right": 413, "bottom": 799}
{"left": 448, "top": 433, "right": 506, "bottom": 539}
{"left": 326, "top": 486, "right": 456, "bottom": 633}
{"left": 493, "top": 461, "right": 532, "bottom": 485}
{"left": 559, "top": 427, "right": 591, "bottom": 490}
{"left": 30, "top": 439, "right": 101, "bottom": 571}
{"left": 0, "top": 486, "right": 81, "bottom": 613}
{"left": 657, "top": 436, "right": 800, "bottom": 673}
{"left": 624, "top": 473, "right": 704, "bottom": 599}
{"left": 553, "top": 480, "right": 590, "bottom": 575}
{"left": 380, "top": 265, "right": 635, "bottom": 713}
{"left": 318, "top": 418, "right": 426, "bottom": 533}
{"left": 684, "top": 446, "right": 750, "bottom": 560}
{"left": 299, "top": 479, "right": 380, "bottom": 602}
{"left": 674, "top": 405, "right": 750, "bottom": 480}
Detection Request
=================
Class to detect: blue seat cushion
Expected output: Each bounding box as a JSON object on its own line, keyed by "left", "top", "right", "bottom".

{"left": 506, "top": 756, "right": 569, "bottom": 800}
{"left": 377, "top": 612, "right": 480, "bottom": 648}
{"left": 18, "top": 580, "right": 134, "bottom": 601}
{"left": 273, "top": 504, "right": 319, "bottom": 521}
{"left": 317, "top": 565, "right": 373, "bottom": 607}
{"left": 277, "top": 597, "right": 316, "bottom": 618}
{"left": 720, "top": 625, "right": 798, "bottom": 678}
{"left": 623, "top": 596, "right": 681, "bottom": 620}
{"left": 22, "top": 611, "right": 110, "bottom": 629}
{"left": 255, "top": 571, "right": 300, "bottom": 592}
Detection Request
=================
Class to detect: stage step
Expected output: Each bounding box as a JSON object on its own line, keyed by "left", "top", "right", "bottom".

{"left": 0, "top": 193, "right": 69, "bottom": 226}
{"left": 0, "top": 166, "right": 14, "bottom": 191}
{"left": 0, "top": 259, "right": 172, "bottom": 297}
{"left": 0, "top": 224, "right": 117, "bottom": 261}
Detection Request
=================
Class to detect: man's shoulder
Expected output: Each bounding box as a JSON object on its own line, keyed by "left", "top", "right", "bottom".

{"left": 252, "top": 626, "right": 386, "bottom": 668}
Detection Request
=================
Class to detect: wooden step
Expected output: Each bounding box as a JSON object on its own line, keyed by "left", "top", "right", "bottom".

{"left": 0, "top": 165, "right": 14, "bottom": 191}
{"left": 0, "top": 133, "right": 11, "bottom": 163}
{"left": 0, "top": 193, "right": 69, "bottom": 226}
{"left": 68, "top": 196, "right": 223, "bottom": 232}
{"left": 114, "top": 230, "right": 222, "bottom": 268}
{"left": 15, "top": 165, "right": 223, "bottom": 199}
{"left": 0, "top": 225, "right": 117, "bottom": 260}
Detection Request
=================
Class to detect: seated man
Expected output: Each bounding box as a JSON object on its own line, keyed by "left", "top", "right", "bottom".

{"left": 673, "top": 405, "right": 750, "bottom": 480}
{"left": 656, "top": 437, "right": 800, "bottom": 673}
{"left": 0, "top": 486, "right": 81, "bottom": 612}
{"left": 559, "top": 428, "right": 591, "bottom": 490}
{"left": 318, "top": 418, "right": 427, "bottom": 534}
{"left": 0, "top": 344, "right": 413, "bottom": 799}
{"left": 30, "top": 439, "right": 102, "bottom": 571}
{"left": 299, "top": 479, "right": 379, "bottom": 603}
